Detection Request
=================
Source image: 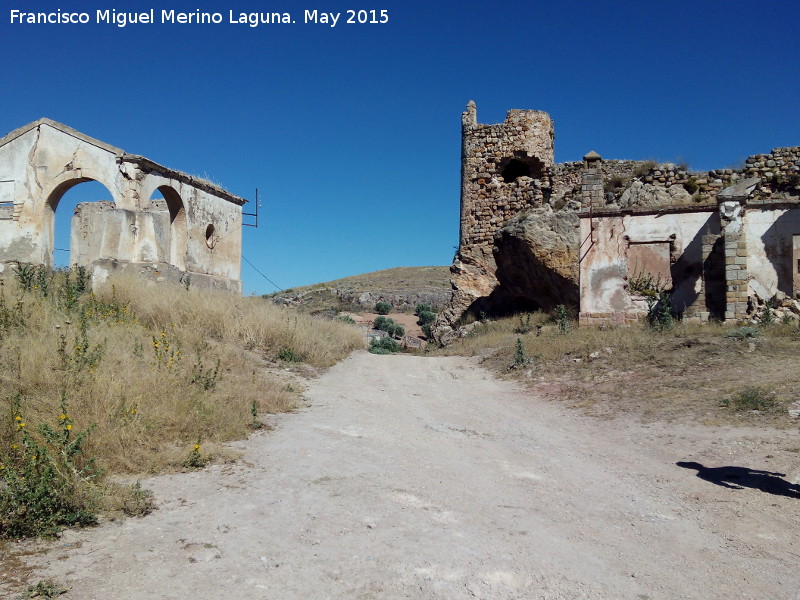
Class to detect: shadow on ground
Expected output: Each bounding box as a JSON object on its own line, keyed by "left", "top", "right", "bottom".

{"left": 677, "top": 461, "right": 800, "bottom": 498}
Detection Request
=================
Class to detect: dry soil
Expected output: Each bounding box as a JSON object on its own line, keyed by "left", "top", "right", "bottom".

{"left": 3, "top": 352, "right": 800, "bottom": 599}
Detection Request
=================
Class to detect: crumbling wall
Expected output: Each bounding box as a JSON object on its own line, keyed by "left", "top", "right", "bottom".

{"left": 436, "top": 103, "right": 557, "bottom": 339}
{"left": 0, "top": 119, "right": 245, "bottom": 292}
{"left": 433, "top": 103, "right": 800, "bottom": 341}
{"left": 578, "top": 209, "right": 718, "bottom": 325}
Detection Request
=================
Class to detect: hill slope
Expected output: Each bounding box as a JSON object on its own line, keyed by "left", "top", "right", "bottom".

{"left": 267, "top": 266, "right": 452, "bottom": 314}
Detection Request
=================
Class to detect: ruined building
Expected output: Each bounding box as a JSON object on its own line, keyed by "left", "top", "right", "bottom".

{"left": 435, "top": 103, "right": 800, "bottom": 341}
{"left": 0, "top": 119, "right": 245, "bottom": 291}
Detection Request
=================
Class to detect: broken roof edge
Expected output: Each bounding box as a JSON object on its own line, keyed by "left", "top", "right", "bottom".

{"left": 0, "top": 118, "right": 246, "bottom": 206}
{"left": 579, "top": 203, "right": 718, "bottom": 218}
{"left": 122, "top": 154, "right": 246, "bottom": 206}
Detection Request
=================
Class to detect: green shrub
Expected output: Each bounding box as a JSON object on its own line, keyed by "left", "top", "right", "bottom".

{"left": 414, "top": 303, "right": 432, "bottom": 316}
{"left": 633, "top": 161, "right": 657, "bottom": 178}
{"left": 421, "top": 323, "right": 433, "bottom": 339}
{"left": 369, "top": 336, "right": 400, "bottom": 354}
{"left": 511, "top": 337, "right": 529, "bottom": 368}
{"left": 1, "top": 393, "right": 99, "bottom": 539}
{"left": 553, "top": 305, "right": 571, "bottom": 334}
{"left": 417, "top": 311, "right": 436, "bottom": 326}
{"left": 277, "top": 347, "right": 304, "bottom": 362}
{"left": 375, "top": 301, "right": 392, "bottom": 315}
{"left": 373, "top": 316, "right": 392, "bottom": 331}
{"left": 384, "top": 323, "right": 406, "bottom": 337}
{"left": 514, "top": 313, "right": 534, "bottom": 334}
{"left": 724, "top": 326, "right": 760, "bottom": 340}
{"left": 722, "top": 387, "right": 777, "bottom": 412}
{"left": 683, "top": 178, "right": 699, "bottom": 195}
{"left": 646, "top": 291, "right": 673, "bottom": 332}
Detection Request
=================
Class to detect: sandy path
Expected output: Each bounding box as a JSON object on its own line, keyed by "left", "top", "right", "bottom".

{"left": 6, "top": 352, "right": 800, "bottom": 599}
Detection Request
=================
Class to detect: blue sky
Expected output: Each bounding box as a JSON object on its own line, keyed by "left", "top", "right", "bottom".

{"left": 2, "top": 1, "right": 799, "bottom": 294}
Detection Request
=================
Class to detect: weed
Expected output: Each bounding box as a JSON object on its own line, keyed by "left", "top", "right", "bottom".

{"left": 336, "top": 314, "right": 356, "bottom": 324}
{"left": 724, "top": 326, "right": 760, "bottom": 340}
{"left": 633, "top": 160, "right": 657, "bottom": 178}
{"left": 120, "top": 481, "right": 154, "bottom": 517}
{"left": 683, "top": 177, "right": 699, "bottom": 195}
{"left": 35, "top": 267, "right": 50, "bottom": 298}
{"left": 0, "top": 392, "right": 99, "bottom": 538}
{"left": 13, "top": 263, "right": 36, "bottom": 292}
{"left": 646, "top": 291, "right": 673, "bottom": 332}
{"left": 0, "top": 290, "right": 25, "bottom": 340}
{"left": 21, "top": 579, "right": 68, "bottom": 598}
{"left": 554, "top": 305, "right": 571, "bottom": 334}
{"left": 152, "top": 326, "right": 180, "bottom": 369}
{"left": 277, "top": 347, "right": 303, "bottom": 362}
{"left": 628, "top": 269, "right": 666, "bottom": 298}
{"left": 511, "top": 337, "right": 529, "bottom": 368}
{"left": 249, "top": 399, "right": 261, "bottom": 430}
{"left": 514, "top": 313, "right": 534, "bottom": 334}
{"left": 722, "top": 387, "right": 778, "bottom": 412}
{"left": 183, "top": 439, "right": 206, "bottom": 470}
{"left": 191, "top": 353, "right": 221, "bottom": 391}
{"left": 604, "top": 175, "right": 629, "bottom": 197}
{"left": 760, "top": 304, "right": 775, "bottom": 326}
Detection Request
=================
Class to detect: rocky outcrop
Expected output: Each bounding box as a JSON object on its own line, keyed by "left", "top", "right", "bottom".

{"left": 616, "top": 181, "right": 692, "bottom": 208}
{"left": 494, "top": 205, "right": 579, "bottom": 309}
{"left": 434, "top": 206, "right": 579, "bottom": 344}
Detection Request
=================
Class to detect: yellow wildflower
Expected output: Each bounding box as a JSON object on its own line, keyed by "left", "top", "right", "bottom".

{"left": 66, "top": 424, "right": 73, "bottom": 430}
{"left": 15, "top": 416, "right": 21, "bottom": 421}
{"left": 193, "top": 444, "right": 200, "bottom": 451}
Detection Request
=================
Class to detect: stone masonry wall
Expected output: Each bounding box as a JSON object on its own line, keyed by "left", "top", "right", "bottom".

{"left": 459, "top": 102, "right": 554, "bottom": 259}
{"left": 609, "top": 147, "right": 800, "bottom": 203}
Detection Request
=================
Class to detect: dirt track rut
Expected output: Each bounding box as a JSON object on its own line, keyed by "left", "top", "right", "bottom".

{"left": 6, "top": 352, "right": 800, "bottom": 599}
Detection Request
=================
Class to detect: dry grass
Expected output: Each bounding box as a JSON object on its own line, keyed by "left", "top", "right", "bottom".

{"left": 0, "top": 270, "right": 364, "bottom": 528}
{"left": 435, "top": 312, "right": 800, "bottom": 427}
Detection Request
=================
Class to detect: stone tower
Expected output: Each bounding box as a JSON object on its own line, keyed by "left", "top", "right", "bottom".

{"left": 436, "top": 102, "right": 556, "bottom": 335}
{"left": 459, "top": 101, "right": 555, "bottom": 260}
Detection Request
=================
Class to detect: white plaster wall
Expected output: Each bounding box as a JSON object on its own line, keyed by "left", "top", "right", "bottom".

{"left": 580, "top": 211, "right": 716, "bottom": 314}
{"left": 744, "top": 206, "right": 800, "bottom": 298}
{"left": 0, "top": 120, "right": 243, "bottom": 289}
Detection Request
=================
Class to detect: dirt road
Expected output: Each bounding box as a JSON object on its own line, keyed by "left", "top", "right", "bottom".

{"left": 6, "top": 352, "right": 800, "bottom": 599}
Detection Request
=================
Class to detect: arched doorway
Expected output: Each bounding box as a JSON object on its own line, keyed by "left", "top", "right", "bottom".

{"left": 148, "top": 186, "right": 187, "bottom": 271}
{"left": 46, "top": 178, "right": 117, "bottom": 269}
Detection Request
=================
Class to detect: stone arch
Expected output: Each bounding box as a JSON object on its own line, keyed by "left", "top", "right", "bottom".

{"left": 150, "top": 185, "right": 187, "bottom": 270}
{"left": 42, "top": 173, "right": 120, "bottom": 268}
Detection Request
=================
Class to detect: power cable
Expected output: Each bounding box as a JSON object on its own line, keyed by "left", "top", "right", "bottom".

{"left": 242, "top": 254, "right": 283, "bottom": 292}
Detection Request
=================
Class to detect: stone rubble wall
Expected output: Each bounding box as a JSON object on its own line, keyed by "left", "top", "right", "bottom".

{"left": 460, "top": 104, "right": 554, "bottom": 257}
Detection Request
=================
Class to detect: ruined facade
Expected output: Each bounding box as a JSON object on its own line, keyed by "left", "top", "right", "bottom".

{"left": 437, "top": 103, "right": 800, "bottom": 340}
{"left": 0, "top": 119, "right": 245, "bottom": 291}
{"left": 579, "top": 155, "right": 800, "bottom": 325}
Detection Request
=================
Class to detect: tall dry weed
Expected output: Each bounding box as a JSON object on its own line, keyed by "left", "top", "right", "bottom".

{"left": 1, "top": 270, "right": 364, "bottom": 535}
